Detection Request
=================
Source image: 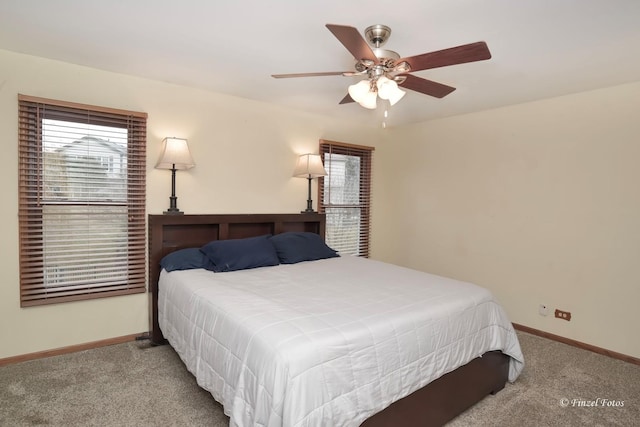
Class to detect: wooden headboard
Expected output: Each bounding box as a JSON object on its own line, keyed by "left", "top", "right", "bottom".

{"left": 148, "top": 213, "right": 326, "bottom": 344}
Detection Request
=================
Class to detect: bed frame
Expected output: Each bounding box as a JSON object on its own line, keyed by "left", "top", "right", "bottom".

{"left": 148, "top": 213, "right": 510, "bottom": 426}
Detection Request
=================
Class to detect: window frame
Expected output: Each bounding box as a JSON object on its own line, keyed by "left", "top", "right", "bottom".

{"left": 318, "top": 139, "right": 374, "bottom": 257}
{"left": 18, "top": 94, "right": 147, "bottom": 307}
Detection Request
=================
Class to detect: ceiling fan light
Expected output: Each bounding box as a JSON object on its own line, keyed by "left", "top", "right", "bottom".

{"left": 388, "top": 87, "right": 406, "bottom": 106}
{"left": 377, "top": 76, "right": 399, "bottom": 100}
{"left": 358, "top": 91, "right": 377, "bottom": 109}
{"left": 348, "top": 79, "right": 372, "bottom": 103}
{"left": 376, "top": 75, "right": 390, "bottom": 89}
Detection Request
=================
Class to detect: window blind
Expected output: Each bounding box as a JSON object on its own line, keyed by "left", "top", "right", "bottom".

{"left": 18, "top": 95, "right": 147, "bottom": 306}
{"left": 318, "top": 140, "right": 374, "bottom": 257}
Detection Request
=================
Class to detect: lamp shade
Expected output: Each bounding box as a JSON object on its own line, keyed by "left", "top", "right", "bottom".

{"left": 155, "top": 137, "right": 195, "bottom": 170}
{"left": 377, "top": 76, "right": 406, "bottom": 106}
{"left": 348, "top": 80, "right": 371, "bottom": 103}
{"left": 387, "top": 87, "right": 406, "bottom": 106}
{"left": 293, "top": 154, "right": 327, "bottom": 178}
{"left": 358, "top": 91, "right": 378, "bottom": 109}
{"left": 376, "top": 76, "right": 393, "bottom": 100}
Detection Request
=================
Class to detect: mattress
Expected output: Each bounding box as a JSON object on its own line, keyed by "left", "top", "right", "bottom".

{"left": 158, "top": 255, "right": 524, "bottom": 427}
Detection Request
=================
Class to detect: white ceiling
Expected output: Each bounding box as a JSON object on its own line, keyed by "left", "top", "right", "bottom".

{"left": 1, "top": 0, "right": 639, "bottom": 127}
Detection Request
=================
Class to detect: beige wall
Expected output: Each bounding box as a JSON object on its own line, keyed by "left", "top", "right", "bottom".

{"left": 0, "top": 49, "right": 381, "bottom": 359}
{"left": 374, "top": 82, "right": 640, "bottom": 358}
{"left": 2, "top": 47, "right": 638, "bottom": 361}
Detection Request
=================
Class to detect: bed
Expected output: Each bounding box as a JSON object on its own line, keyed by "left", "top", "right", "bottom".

{"left": 149, "top": 213, "right": 524, "bottom": 426}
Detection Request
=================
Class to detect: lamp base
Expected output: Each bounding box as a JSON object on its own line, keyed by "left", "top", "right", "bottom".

{"left": 164, "top": 193, "right": 183, "bottom": 215}
{"left": 163, "top": 208, "right": 184, "bottom": 215}
{"left": 300, "top": 209, "right": 316, "bottom": 214}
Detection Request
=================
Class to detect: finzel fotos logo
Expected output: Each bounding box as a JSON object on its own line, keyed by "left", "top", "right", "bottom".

{"left": 559, "top": 398, "right": 625, "bottom": 408}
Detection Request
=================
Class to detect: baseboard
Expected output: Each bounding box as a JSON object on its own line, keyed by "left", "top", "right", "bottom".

{"left": 513, "top": 323, "right": 640, "bottom": 366}
{"left": 0, "top": 332, "right": 146, "bottom": 367}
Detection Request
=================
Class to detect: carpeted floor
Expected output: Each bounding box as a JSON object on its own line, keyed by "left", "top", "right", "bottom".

{"left": 1, "top": 331, "right": 638, "bottom": 426}
{"left": 447, "top": 332, "right": 639, "bottom": 427}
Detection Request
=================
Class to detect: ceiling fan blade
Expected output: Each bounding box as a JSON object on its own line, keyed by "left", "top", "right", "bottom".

{"left": 398, "top": 41, "right": 491, "bottom": 72}
{"left": 339, "top": 93, "right": 354, "bottom": 104}
{"left": 399, "top": 74, "right": 456, "bottom": 98}
{"left": 272, "top": 71, "right": 353, "bottom": 78}
{"left": 326, "top": 24, "right": 378, "bottom": 62}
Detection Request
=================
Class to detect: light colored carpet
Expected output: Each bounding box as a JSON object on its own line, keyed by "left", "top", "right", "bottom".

{"left": 1, "top": 331, "right": 638, "bottom": 426}
{"left": 447, "top": 332, "right": 639, "bottom": 427}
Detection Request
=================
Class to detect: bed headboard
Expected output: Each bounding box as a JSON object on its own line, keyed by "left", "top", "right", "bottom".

{"left": 148, "top": 213, "right": 326, "bottom": 344}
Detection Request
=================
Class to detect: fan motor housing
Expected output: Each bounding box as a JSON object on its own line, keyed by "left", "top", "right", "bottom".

{"left": 365, "top": 24, "right": 392, "bottom": 47}
{"left": 363, "top": 25, "right": 403, "bottom": 75}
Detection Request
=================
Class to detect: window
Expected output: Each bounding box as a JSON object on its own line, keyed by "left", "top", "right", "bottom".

{"left": 18, "top": 95, "right": 147, "bottom": 306}
{"left": 318, "top": 140, "right": 374, "bottom": 257}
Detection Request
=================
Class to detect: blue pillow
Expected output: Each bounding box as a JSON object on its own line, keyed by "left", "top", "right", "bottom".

{"left": 200, "top": 235, "right": 280, "bottom": 273}
{"left": 160, "top": 248, "right": 215, "bottom": 272}
{"left": 269, "top": 232, "right": 339, "bottom": 264}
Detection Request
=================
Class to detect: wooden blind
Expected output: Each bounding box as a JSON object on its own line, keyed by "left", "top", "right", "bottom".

{"left": 318, "top": 140, "right": 374, "bottom": 257}
{"left": 18, "top": 94, "right": 147, "bottom": 306}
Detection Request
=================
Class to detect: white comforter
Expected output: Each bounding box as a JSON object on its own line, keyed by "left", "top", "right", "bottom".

{"left": 158, "top": 256, "right": 524, "bottom": 427}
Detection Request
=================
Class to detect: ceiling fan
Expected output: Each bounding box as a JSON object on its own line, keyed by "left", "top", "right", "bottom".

{"left": 272, "top": 24, "right": 492, "bottom": 109}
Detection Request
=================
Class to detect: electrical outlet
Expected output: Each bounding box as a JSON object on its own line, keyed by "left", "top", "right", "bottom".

{"left": 538, "top": 304, "right": 549, "bottom": 316}
{"left": 555, "top": 309, "right": 571, "bottom": 321}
